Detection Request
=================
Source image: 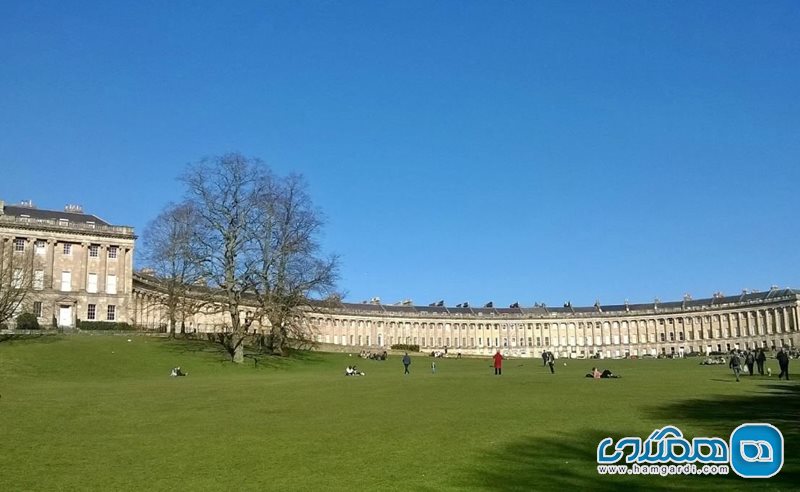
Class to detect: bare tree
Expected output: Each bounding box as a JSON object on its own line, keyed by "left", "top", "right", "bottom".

{"left": 252, "top": 173, "right": 339, "bottom": 355}
{"left": 181, "top": 153, "right": 267, "bottom": 362}
{"left": 139, "top": 202, "right": 206, "bottom": 337}
{"left": 173, "top": 153, "right": 339, "bottom": 362}
{"left": 0, "top": 238, "right": 39, "bottom": 327}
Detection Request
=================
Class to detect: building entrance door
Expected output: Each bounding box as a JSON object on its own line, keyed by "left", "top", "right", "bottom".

{"left": 59, "top": 305, "right": 73, "bottom": 327}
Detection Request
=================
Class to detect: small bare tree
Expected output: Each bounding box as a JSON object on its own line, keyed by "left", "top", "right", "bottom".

{"left": 0, "top": 238, "right": 39, "bottom": 327}
{"left": 139, "top": 202, "right": 206, "bottom": 337}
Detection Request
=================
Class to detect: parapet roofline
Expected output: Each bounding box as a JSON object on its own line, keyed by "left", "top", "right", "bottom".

{"left": 327, "top": 289, "right": 800, "bottom": 314}
{"left": 3, "top": 204, "right": 111, "bottom": 226}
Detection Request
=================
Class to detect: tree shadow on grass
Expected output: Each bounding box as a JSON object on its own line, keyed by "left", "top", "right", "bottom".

{"left": 244, "top": 348, "right": 327, "bottom": 370}
{"left": 645, "top": 381, "right": 800, "bottom": 488}
{"left": 159, "top": 337, "right": 227, "bottom": 356}
{"left": 461, "top": 382, "right": 799, "bottom": 491}
{"left": 460, "top": 430, "right": 677, "bottom": 491}
{"left": 156, "top": 337, "right": 327, "bottom": 369}
{"left": 0, "top": 333, "right": 64, "bottom": 344}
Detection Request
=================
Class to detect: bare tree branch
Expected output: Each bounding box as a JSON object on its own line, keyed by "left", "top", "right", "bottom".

{"left": 139, "top": 202, "right": 206, "bottom": 337}
{"left": 0, "top": 239, "right": 42, "bottom": 327}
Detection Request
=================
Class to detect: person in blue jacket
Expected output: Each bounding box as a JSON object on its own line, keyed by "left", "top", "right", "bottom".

{"left": 402, "top": 352, "right": 411, "bottom": 375}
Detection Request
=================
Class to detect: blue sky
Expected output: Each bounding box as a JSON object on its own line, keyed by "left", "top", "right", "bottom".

{"left": 1, "top": 1, "right": 798, "bottom": 307}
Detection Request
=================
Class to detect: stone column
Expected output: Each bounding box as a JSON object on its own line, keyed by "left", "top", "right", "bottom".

{"left": 123, "top": 246, "right": 132, "bottom": 294}
{"left": 47, "top": 239, "right": 56, "bottom": 289}
{"left": 781, "top": 306, "right": 789, "bottom": 333}
{"left": 79, "top": 242, "right": 89, "bottom": 291}
{"left": 99, "top": 245, "right": 107, "bottom": 293}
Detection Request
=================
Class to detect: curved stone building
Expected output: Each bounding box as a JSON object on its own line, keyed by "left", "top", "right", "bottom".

{"left": 300, "top": 292, "right": 799, "bottom": 358}
{"left": 131, "top": 271, "right": 799, "bottom": 358}
{"left": 6, "top": 198, "right": 797, "bottom": 359}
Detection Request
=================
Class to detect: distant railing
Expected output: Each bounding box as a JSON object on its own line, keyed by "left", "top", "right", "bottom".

{"left": 0, "top": 214, "right": 134, "bottom": 235}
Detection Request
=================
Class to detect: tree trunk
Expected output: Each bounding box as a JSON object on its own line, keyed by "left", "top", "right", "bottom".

{"left": 233, "top": 339, "right": 244, "bottom": 363}
{"left": 271, "top": 326, "right": 284, "bottom": 356}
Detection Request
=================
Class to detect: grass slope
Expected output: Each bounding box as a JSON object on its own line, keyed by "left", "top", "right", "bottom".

{"left": 0, "top": 335, "right": 797, "bottom": 491}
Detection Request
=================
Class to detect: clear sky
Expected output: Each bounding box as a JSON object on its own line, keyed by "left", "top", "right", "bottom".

{"left": 1, "top": 1, "right": 798, "bottom": 308}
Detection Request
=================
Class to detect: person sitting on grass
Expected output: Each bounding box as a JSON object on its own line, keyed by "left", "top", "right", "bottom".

{"left": 170, "top": 367, "right": 187, "bottom": 377}
{"left": 345, "top": 365, "right": 364, "bottom": 376}
{"left": 600, "top": 369, "right": 619, "bottom": 378}
{"left": 586, "top": 368, "right": 619, "bottom": 378}
{"left": 586, "top": 367, "right": 602, "bottom": 379}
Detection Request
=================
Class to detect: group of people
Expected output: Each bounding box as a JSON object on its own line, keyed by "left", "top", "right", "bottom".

{"left": 379, "top": 346, "right": 793, "bottom": 382}
{"left": 737, "top": 348, "right": 768, "bottom": 376}
{"left": 359, "top": 350, "right": 388, "bottom": 361}
{"left": 429, "top": 350, "right": 462, "bottom": 359}
{"left": 344, "top": 365, "right": 365, "bottom": 376}
{"left": 700, "top": 356, "right": 728, "bottom": 365}
{"left": 728, "top": 347, "right": 791, "bottom": 382}
{"left": 169, "top": 367, "right": 187, "bottom": 377}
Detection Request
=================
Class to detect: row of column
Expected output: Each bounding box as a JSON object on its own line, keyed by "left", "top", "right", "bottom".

{"left": 308, "top": 305, "right": 800, "bottom": 352}
{"left": 128, "top": 283, "right": 799, "bottom": 354}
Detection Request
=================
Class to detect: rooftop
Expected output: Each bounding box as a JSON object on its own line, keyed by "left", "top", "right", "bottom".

{"left": 0, "top": 200, "right": 134, "bottom": 236}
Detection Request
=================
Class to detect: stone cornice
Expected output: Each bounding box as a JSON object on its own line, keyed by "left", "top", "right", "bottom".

{"left": 0, "top": 216, "right": 135, "bottom": 240}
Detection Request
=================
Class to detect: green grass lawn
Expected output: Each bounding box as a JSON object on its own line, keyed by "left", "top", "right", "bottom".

{"left": 0, "top": 335, "right": 797, "bottom": 491}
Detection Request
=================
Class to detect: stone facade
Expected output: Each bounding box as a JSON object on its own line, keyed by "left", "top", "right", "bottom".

{"left": 6, "top": 200, "right": 798, "bottom": 358}
{"left": 0, "top": 200, "right": 135, "bottom": 328}
{"left": 296, "top": 292, "right": 800, "bottom": 358}
{"left": 131, "top": 270, "right": 800, "bottom": 358}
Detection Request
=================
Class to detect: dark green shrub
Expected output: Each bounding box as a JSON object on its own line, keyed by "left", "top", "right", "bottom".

{"left": 390, "top": 343, "right": 419, "bottom": 352}
{"left": 16, "top": 312, "right": 40, "bottom": 330}
{"left": 77, "top": 321, "right": 134, "bottom": 331}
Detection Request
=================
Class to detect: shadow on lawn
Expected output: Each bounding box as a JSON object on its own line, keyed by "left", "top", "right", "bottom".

{"left": 646, "top": 381, "right": 800, "bottom": 487}
{"left": 157, "top": 336, "right": 326, "bottom": 368}
{"left": 461, "top": 382, "right": 798, "bottom": 490}
{"left": 460, "top": 429, "right": 675, "bottom": 491}
{"left": 0, "top": 333, "right": 64, "bottom": 344}
{"left": 245, "top": 348, "right": 327, "bottom": 370}
{"left": 160, "top": 337, "right": 226, "bottom": 356}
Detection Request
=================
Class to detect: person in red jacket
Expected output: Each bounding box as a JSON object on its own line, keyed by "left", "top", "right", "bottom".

{"left": 493, "top": 350, "right": 504, "bottom": 375}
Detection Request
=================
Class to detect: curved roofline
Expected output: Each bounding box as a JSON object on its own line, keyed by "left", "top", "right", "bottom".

{"left": 131, "top": 273, "right": 799, "bottom": 319}
{"left": 316, "top": 289, "right": 800, "bottom": 317}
